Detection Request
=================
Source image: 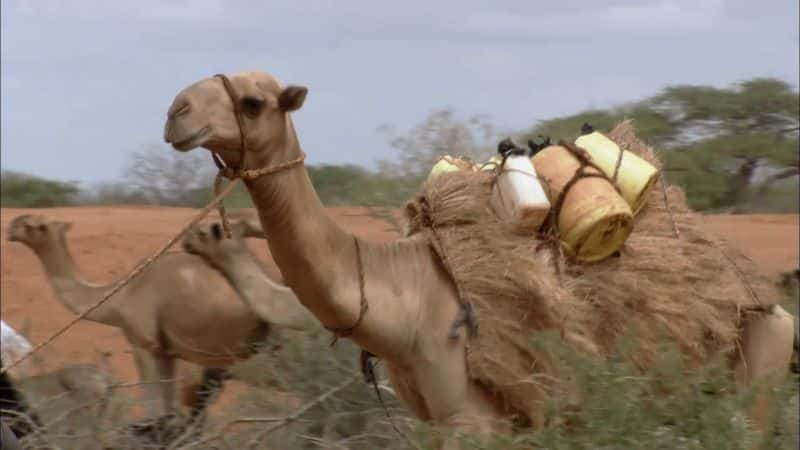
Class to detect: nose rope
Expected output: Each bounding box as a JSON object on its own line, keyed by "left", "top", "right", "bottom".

{"left": 211, "top": 74, "right": 306, "bottom": 237}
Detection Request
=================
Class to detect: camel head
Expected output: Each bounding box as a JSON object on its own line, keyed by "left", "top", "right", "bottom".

{"left": 182, "top": 220, "right": 251, "bottom": 262}
{"left": 222, "top": 210, "right": 266, "bottom": 239}
{"left": 7, "top": 215, "right": 72, "bottom": 250}
{"left": 163, "top": 71, "right": 308, "bottom": 169}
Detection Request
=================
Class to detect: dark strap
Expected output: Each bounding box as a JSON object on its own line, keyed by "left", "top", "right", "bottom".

{"left": 326, "top": 235, "right": 369, "bottom": 345}
{"left": 213, "top": 74, "right": 248, "bottom": 172}
{"left": 537, "top": 141, "right": 624, "bottom": 267}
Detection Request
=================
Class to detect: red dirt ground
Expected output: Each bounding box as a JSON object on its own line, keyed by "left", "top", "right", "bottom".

{"left": 1, "top": 206, "right": 797, "bottom": 387}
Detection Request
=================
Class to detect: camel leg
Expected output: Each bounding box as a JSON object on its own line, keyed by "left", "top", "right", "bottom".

{"left": 187, "top": 368, "right": 228, "bottom": 425}
{"left": 130, "top": 345, "right": 166, "bottom": 418}
{"left": 153, "top": 353, "right": 177, "bottom": 417}
{"left": 1, "top": 418, "right": 21, "bottom": 450}
{"left": 413, "top": 351, "right": 507, "bottom": 449}
{"left": 733, "top": 304, "right": 795, "bottom": 433}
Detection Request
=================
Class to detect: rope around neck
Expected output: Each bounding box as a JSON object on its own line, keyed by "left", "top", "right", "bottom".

{"left": 209, "top": 74, "right": 370, "bottom": 340}
{"left": 326, "top": 235, "right": 369, "bottom": 345}
{"left": 211, "top": 73, "right": 305, "bottom": 237}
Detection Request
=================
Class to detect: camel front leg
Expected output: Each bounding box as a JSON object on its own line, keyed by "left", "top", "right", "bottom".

{"left": 733, "top": 304, "right": 795, "bottom": 434}
{"left": 130, "top": 345, "right": 166, "bottom": 418}
{"left": 414, "top": 351, "right": 508, "bottom": 450}
{"left": 153, "top": 353, "right": 177, "bottom": 417}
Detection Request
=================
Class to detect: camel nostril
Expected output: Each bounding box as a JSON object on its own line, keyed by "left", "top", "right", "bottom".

{"left": 167, "top": 98, "right": 191, "bottom": 120}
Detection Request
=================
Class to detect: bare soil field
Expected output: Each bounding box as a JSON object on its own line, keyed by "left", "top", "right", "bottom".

{"left": 0, "top": 206, "right": 797, "bottom": 441}
{"left": 2, "top": 206, "right": 796, "bottom": 379}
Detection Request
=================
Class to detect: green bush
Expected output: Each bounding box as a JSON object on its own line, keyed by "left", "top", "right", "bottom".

{"left": 0, "top": 170, "right": 80, "bottom": 207}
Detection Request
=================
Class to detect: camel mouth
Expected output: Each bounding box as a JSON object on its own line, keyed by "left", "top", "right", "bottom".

{"left": 170, "top": 126, "right": 211, "bottom": 152}
{"left": 181, "top": 240, "right": 194, "bottom": 253}
{"left": 7, "top": 229, "right": 22, "bottom": 242}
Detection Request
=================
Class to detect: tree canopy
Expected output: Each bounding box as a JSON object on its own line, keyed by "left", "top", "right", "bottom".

{"left": 520, "top": 78, "right": 798, "bottom": 212}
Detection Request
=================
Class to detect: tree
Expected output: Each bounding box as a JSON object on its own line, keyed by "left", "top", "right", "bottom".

{"left": 121, "top": 145, "right": 216, "bottom": 206}
{"left": 519, "top": 77, "right": 799, "bottom": 212}
{"left": 377, "top": 108, "right": 497, "bottom": 178}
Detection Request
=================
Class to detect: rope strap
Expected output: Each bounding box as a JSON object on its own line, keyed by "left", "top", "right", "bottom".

{"left": 420, "top": 198, "right": 478, "bottom": 340}
{"left": 326, "top": 235, "right": 370, "bottom": 345}
{"left": 211, "top": 73, "right": 306, "bottom": 237}
{"left": 537, "top": 141, "right": 624, "bottom": 268}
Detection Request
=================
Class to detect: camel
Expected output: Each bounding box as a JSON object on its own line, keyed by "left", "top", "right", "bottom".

{"left": 162, "top": 71, "right": 796, "bottom": 447}
{"left": 6, "top": 214, "right": 276, "bottom": 426}
{"left": 182, "top": 220, "right": 317, "bottom": 330}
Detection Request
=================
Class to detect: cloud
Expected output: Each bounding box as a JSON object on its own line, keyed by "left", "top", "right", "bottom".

{"left": 0, "top": 0, "right": 797, "bottom": 183}
{"left": 462, "top": 0, "right": 755, "bottom": 37}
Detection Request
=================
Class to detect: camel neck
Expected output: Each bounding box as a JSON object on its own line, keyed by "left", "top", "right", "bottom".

{"left": 210, "top": 249, "right": 316, "bottom": 330}
{"left": 30, "top": 237, "right": 119, "bottom": 326}
{"left": 244, "top": 152, "right": 354, "bottom": 322}
{"left": 237, "top": 116, "right": 436, "bottom": 362}
{"left": 242, "top": 131, "right": 410, "bottom": 357}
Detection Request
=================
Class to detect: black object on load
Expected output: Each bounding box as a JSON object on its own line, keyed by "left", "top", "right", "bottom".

{"left": 580, "top": 122, "right": 595, "bottom": 135}
{"left": 497, "top": 138, "right": 528, "bottom": 167}
{"left": 527, "top": 135, "right": 551, "bottom": 157}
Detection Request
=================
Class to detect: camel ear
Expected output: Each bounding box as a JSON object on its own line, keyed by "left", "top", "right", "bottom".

{"left": 278, "top": 85, "right": 308, "bottom": 112}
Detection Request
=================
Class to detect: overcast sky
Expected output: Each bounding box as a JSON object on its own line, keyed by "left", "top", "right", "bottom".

{"left": 2, "top": 0, "right": 798, "bottom": 184}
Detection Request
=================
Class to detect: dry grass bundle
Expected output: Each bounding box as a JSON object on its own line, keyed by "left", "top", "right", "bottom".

{"left": 401, "top": 120, "right": 781, "bottom": 427}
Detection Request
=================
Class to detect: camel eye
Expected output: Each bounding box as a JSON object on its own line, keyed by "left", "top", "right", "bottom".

{"left": 211, "top": 223, "right": 223, "bottom": 240}
{"left": 240, "top": 96, "right": 265, "bottom": 116}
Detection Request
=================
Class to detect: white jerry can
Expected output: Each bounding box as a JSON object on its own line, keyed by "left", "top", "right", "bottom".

{"left": 489, "top": 154, "right": 551, "bottom": 231}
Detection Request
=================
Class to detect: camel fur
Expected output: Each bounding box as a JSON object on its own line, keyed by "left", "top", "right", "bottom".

{"left": 182, "top": 220, "right": 317, "bottom": 330}
{"left": 6, "top": 215, "right": 275, "bottom": 423}
{"left": 162, "top": 71, "right": 795, "bottom": 448}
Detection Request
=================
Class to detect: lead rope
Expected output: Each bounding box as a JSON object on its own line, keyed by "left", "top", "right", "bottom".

{"left": 0, "top": 179, "right": 244, "bottom": 375}
{"left": 211, "top": 73, "right": 416, "bottom": 447}
{"left": 211, "top": 74, "right": 249, "bottom": 238}
{"left": 0, "top": 75, "right": 308, "bottom": 376}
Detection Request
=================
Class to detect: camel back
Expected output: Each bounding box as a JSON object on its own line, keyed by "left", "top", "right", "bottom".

{"left": 401, "top": 120, "right": 780, "bottom": 426}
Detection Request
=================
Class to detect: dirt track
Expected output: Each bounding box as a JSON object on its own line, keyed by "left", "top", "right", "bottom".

{"left": 1, "top": 206, "right": 797, "bottom": 387}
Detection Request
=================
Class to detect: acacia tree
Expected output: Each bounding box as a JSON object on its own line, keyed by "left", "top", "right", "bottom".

{"left": 521, "top": 77, "right": 799, "bottom": 212}
{"left": 656, "top": 78, "right": 798, "bottom": 210}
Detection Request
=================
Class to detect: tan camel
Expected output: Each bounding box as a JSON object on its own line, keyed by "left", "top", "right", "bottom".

{"left": 162, "top": 71, "right": 796, "bottom": 446}
{"left": 182, "top": 221, "right": 317, "bottom": 330}
{"left": 7, "top": 215, "right": 271, "bottom": 422}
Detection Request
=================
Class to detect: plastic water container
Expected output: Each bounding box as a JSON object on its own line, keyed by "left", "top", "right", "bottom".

{"left": 574, "top": 130, "right": 660, "bottom": 215}
{"left": 479, "top": 155, "right": 501, "bottom": 171}
{"left": 428, "top": 155, "right": 476, "bottom": 179}
{"left": 1, "top": 320, "right": 32, "bottom": 367}
{"left": 532, "top": 145, "right": 633, "bottom": 262}
{"left": 489, "top": 154, "right": 551, "bottom": 231}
